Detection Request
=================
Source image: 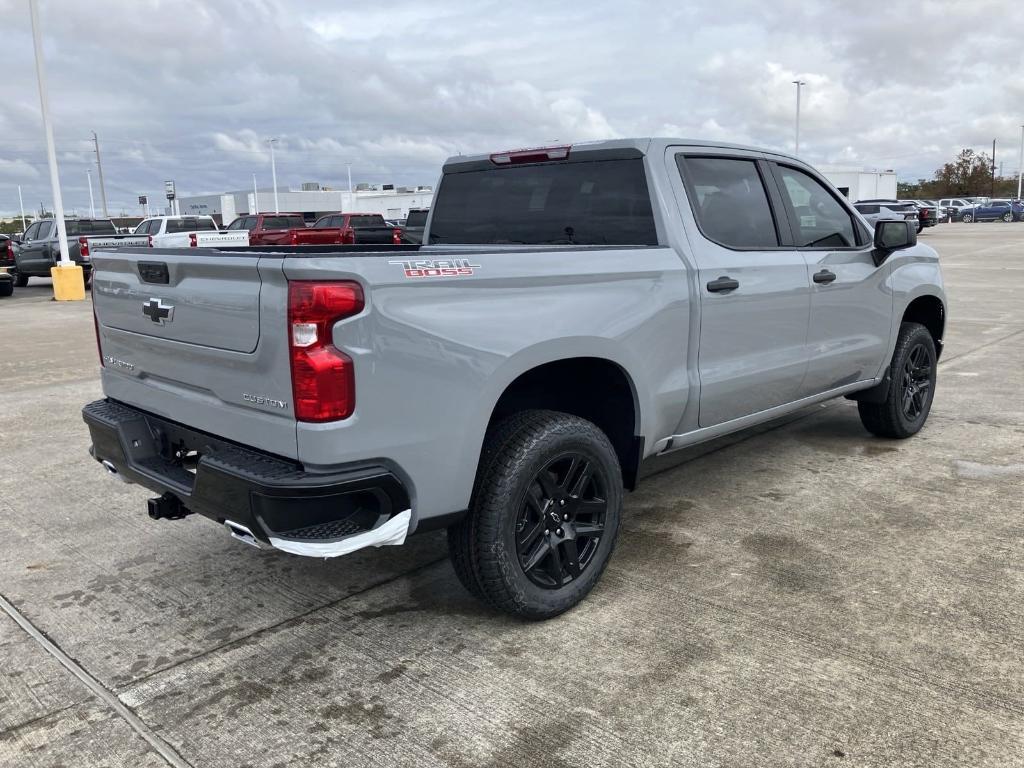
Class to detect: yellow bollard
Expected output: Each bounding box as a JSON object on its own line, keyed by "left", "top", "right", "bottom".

{"left": 50, "top": 264, "right": 85, "bottom": 301}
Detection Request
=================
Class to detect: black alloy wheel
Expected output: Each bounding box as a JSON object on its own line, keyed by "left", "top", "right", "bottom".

{"left": 515, "top": 453, "right": 608, "bottom": 589}
{"left": 858, "top": 322, "right": 937, "bottom": 439}
{"left": 447, "top": 409, "right": 623, "bottom": 619}
{"left": 900, "top": 342, "right": 933, "bottom": 421}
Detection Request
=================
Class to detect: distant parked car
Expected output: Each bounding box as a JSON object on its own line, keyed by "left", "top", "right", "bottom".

{"left": 0, "top": 234, "right": 16, "bottom": 274}
{"left": 0, "top": 236, "right": 14, "bottom": 298}
{"left": 12, "top": 218, "right": 114, "bottom": 287}
{"left": 131, "top": 215, "right": 249, "bottom": 248}
{"left": 225, "top": 213, "right": 308, "bottom": 246}
{"left": 961, "top": 200, "right": 1023, "bottom": 223}
{"left": 401, "top": 208, "right": 429, "bottom": 244}
{"left": 853, "top": 200, "right": 920, "bottom": 231}
{"left": 901, "top": 200, "right": 940, "bottom": 229}
{"left": 288, "top": 213, "right": 404, "bottom": 246}
{"left": 938, "top": 198, "right": 974, "bottom": 221}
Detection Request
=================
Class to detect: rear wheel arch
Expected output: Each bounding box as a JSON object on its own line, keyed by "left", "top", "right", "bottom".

{"left": 481, "top": 357, "right": 643, "bottom": 490}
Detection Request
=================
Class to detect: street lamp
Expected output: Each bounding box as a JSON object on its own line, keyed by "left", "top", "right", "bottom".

{"left": 1017, "top": 125, "right": 1023, "bottom": 201}
{"left": 792, "top": 80, "right": 806, "bottom": 156}
{"left": 86, "top": 168, "right": 96, "bottom": 218}
{"left": 267, "top": 138, "right": 280, "bottom": 214}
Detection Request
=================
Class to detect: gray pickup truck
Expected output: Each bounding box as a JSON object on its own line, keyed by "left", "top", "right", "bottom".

{"left": 13, "top": 217, "right": 114, "bottom": 286}
{"left": 83, "top": 138, "right": 945, "bottom": 619}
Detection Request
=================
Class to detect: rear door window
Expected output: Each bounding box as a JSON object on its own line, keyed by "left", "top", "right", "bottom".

{"left": 773, "top": 165, "right": 859, "bottom": 248}
{"left": 429, "top": 158, "right": 657, "bottom": 245}
{"left": 678, "top": 156, "right": 780, "bottom": 249}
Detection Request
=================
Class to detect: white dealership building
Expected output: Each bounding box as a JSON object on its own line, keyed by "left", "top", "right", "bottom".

{"left": 819, "top": 166, "right": 898, "bottom": 201}
{"left": 172, "top": 182, "right": 434, "bottom": 224}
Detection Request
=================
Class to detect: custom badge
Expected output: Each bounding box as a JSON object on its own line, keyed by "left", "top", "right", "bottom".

{"left": 388, "top": 258, "right": 480, "bottom": 278}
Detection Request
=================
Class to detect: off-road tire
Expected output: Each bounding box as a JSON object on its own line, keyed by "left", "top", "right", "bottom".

{"left": 14, "top": 273, "right": 28, "bottom": 287}
{"left": 447, "top": 409, "right": 622, "bottom": 620}
{"left": 0, "top": 281, "right": 12, "bottom": 297}
{"left": 961, "top": 213, "right": 974, "bottom": 223}
{"left": 858, "top": 322, "right": 937, "bottom": 439}
{"left": 1002, "top": 212, "right": 1013, "bottom": 222}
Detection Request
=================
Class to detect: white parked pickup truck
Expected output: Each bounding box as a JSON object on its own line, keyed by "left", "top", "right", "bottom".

{"left": 133, "top": 216, "right": 250, "bottom": 248}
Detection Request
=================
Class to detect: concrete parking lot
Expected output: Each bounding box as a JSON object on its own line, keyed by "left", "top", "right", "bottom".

{"left": 1, "top": 224, "right": 1022, "bottom": 767}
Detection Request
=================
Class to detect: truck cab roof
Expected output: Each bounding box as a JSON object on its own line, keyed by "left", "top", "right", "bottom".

{"left": 443, "top": 137, "right": 805, "bottom": 171}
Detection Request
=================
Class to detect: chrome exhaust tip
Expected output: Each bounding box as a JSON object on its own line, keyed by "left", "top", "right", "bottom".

{"left": 101, "top": 459, "right": 129, "bottom": 483}
{"left": 224, "top": 521, "right": 267, "bottom": 549}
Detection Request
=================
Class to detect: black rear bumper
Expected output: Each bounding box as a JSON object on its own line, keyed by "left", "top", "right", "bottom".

{"left": 82, "top": 399, "right": 410, "bottom": 545}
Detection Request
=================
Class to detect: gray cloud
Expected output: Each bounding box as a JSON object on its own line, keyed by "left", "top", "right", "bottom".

{"left": 1, "top": 0, "right": 1022, "bottom": 216}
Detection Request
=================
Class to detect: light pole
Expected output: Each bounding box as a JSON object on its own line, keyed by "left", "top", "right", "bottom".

{"left": 1017, "top": 125, "right": 1023, "bottom": 201}
{"left": 252, "top": 173, "right": 260, "bottom": 214}
{"left": 91, "top": 131, "right": 109, "bottom": 217}
{"left": 28, "top": 0, "right": 70, "bottom": 268}
{"left": 17, "top": 185, "right": 27, "bottom": 231}
{"left": 267, "top": 138, "right": 279, "bottom": 213}
{"left": 86, "top": 168, "right": 96, "bottom": 218}
{"left": 792, "top": 80, "right": 806, "bottom": 156}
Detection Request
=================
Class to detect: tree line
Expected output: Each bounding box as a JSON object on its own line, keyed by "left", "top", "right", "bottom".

{"left": 897, "top": 149, "right": 1021, "bottom": 199}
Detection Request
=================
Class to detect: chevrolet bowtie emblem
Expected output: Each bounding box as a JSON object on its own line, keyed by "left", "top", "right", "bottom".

{"left": 143, "top": 297, "right": 174, "bottom": 325}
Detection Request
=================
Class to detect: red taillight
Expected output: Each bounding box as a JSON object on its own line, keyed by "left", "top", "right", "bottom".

{"left": 392, "top": 227, "right": 402, "bottom": 245}
{"left": 490, "top": 145, "right": 571, "bottom": 165}
{"left": 79, "top": 237, "right": 90, "bottom": 258}
{"left": 290, "top": 230, "right": 299, "bottom": 246}
{"left": 5, "top": 240, "right": 12, "bottom": 261}
{"left": 288, "top": 281, "right": 364, "bottom": 422}
{"left": 188, "top": 232, "right": 197, "bottom": 247}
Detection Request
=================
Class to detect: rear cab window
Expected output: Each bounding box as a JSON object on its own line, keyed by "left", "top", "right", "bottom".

{"left": 429, "top": 156, "right": 657, "bottom": 245}
{"left": 405, "top": 210, "right": 428, "bottom": 227}
{"left": 349, "top": 215, "right": 386, "bottom": 228}
{"left": 262, "top": 216, "right": 305, "bottom": 230}
{"left": 87, "top": 220, "right": 116, "bottom": 235}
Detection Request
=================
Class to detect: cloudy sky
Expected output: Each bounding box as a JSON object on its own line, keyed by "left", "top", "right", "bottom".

{"left": 1, "top": 0, "right": 1021, "bottom": 216}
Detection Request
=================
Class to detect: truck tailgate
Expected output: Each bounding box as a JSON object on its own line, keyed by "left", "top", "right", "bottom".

{"left": 94, "top": 250, "right": 261, "bottom": 352}
{"left": 91, "top": 248, "right": 298, "bottom": 459}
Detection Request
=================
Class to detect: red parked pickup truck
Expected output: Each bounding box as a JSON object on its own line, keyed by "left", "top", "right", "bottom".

{"left": 289, "top": 213, "right": 402, "bottom": 246}
{"left": 225, "top": 213, "right": 308, "bottom": 246}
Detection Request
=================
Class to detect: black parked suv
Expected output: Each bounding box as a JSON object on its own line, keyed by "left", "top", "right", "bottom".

{"left": 12, "top": 218, "right": 114, "bottom": 287}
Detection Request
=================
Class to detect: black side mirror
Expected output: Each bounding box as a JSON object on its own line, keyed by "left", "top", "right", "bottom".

{"left": 872, "top": 220, "right": 916, "bottom": 265}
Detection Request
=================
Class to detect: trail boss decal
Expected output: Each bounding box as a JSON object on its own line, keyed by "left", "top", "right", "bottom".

{"left": 388, "top": 258, "right": 480, "bottom": 278}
